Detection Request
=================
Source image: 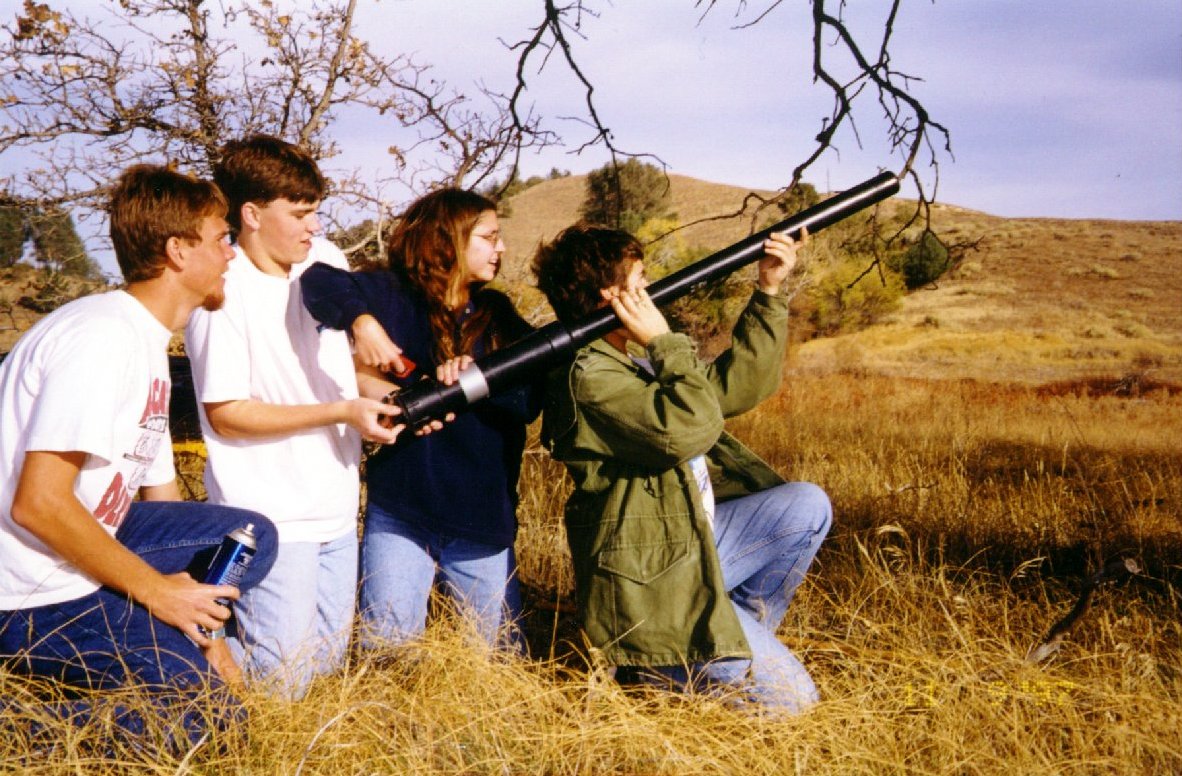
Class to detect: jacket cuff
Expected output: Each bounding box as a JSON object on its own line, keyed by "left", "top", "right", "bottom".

{"left": 646, "top": 331, "right": 694, "bottom": 359}
{"left": 750, "top": 287, "right": 792, "bottom": 311}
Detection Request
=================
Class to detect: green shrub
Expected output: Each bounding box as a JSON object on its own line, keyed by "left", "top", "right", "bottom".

{"left": 762, "top": 182, "right": 820, "bottom": 224}
{"left": 329, "top": 219, "right": 385, "bottom": 269}
{"left": 888, "top": 229, "right": 950, "bottom": 289}
{"left": 805, "top": 259, "right": 905, "bottom": 336}
{"left": 580, "top": 159, "right": 672, "bottom": 233}
{"left": 27, "top": 207, "right": 102, "bottom": 279}
{"left": 0, "top": 205, "right": 26, "bottom": 268}
{"left": 634, "top": 218, "right": 733, "bottom": 345}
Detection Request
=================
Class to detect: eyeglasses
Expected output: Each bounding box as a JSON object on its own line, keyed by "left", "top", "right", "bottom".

{"left": 473, "top": 230, "right": 501, "bottom": 246}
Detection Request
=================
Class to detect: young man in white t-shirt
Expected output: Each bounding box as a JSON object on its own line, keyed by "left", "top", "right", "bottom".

{"left": 184, "top": 135, "right": 405, "bottom": 699}
{"left": 0, "top": 164, "right": 279, "bottom": 746}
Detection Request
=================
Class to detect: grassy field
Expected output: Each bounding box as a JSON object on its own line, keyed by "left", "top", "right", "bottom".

{"left": 5, "top": 371, "right": 1177, "bottom": 774}
{"left": 2, "top": 176, "right": 1180, "bottom": 773}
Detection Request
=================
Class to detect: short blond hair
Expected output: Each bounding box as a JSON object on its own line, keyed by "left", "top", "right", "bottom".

{"left": 109, "top": 164, "right": 227, "bottom": 282}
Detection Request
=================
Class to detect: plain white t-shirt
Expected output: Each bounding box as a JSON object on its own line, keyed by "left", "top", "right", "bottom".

{"left": 0, "top": 291, "right": 175, "bottom": 608}
{"left": 184, "top": 238, "right": 360, "bottom": 543}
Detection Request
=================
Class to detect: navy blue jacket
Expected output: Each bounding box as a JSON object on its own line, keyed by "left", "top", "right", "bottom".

{"left": 300, "top": 263, "right": 540, "bottom": 548}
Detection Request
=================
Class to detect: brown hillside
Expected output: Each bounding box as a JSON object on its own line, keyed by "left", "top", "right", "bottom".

{"left": 797, "top": 205, "right": 1182, "bottom": 383}
{"left": 497, "top": 176, "right": 1182, "bottom": 384}
{"left": 496, "top": 173, "right": 776, "bottom": 286}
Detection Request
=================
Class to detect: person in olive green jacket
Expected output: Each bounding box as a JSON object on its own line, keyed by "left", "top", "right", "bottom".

{"left": 533, "top": 224, "right": 831, "bottom": 714}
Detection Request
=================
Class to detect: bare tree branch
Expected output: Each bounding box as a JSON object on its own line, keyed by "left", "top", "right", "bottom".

{"left": 2, "top": 0, "right": 947, "bottom": 289}
{"left": 508, "top": 1, "right": 668, "bottom": 171}
{"left": 0, "top": 0, "right": 558, "bottom": 263}
{"left": 501, "top": 0, "right": 948, "bottom": 296}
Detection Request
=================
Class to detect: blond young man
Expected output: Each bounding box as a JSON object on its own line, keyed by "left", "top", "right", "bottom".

{"left": 0, "top": 164, "right": 278, "bottom": 744}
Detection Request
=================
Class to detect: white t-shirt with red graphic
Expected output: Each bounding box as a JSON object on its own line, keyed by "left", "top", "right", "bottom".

{"left": 0, "top": 291, "right": 175, "bottom": 609}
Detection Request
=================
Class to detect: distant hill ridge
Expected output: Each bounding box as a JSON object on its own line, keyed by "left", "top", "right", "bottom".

{"left": 494, "top": 173, "right": 781, "bottom": 284}
{"left": 3, "top": 172, "right": 1180, "bottom": 384}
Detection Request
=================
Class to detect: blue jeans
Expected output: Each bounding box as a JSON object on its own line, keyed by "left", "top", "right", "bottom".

{"left": 359, "top": 502, "right": 523, "bottom": 652}
{"left": 621, "top": 482, "right": 831, "bottom": 714}
{"left": 0, "top": 500, "right": 277, "bottom": 748}
{"left": 229, "top": 531, "right": 357, "bottom": 700}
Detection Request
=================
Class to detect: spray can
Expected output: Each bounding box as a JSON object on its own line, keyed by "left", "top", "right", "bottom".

{"left": 199, "top": 523, "right": 258, "bottom": 637}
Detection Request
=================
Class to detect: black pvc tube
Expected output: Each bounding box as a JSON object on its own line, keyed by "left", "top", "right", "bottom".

{"left": 394, "top": 170, "right": 900, "bottom": 427}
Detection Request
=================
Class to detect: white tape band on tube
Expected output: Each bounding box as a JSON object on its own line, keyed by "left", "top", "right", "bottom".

{"left": 457, "top": 367, "right": 490, "bottom": 403}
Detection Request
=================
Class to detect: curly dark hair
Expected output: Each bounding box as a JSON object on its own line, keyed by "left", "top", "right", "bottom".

{"left": 532, "top": 224, "right": 643, "bottom": 323}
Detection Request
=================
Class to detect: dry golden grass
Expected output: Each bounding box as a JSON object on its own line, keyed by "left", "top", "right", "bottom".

{"left": 2, "top": 177, "right": 1180, "bottom": 773}
{"left": 9, "top": 370, "right": 1177, "bottom": 774}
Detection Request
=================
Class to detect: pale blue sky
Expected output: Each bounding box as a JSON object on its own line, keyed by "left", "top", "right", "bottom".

{"left": 344, "top": 0, "right": 1182, "bottom": 221}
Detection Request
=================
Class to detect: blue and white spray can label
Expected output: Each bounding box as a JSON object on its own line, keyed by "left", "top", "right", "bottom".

{"left": 199, "top": 523, "right": 257, "bottom": 635}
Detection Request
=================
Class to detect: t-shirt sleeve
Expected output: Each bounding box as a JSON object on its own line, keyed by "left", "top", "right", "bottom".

{"left": 142, "top": 427, "right": 178, "bottom": 487}
{"left": 23, "top": 318, "right": 135, "bottom": 466}
{"left": 312, "top": 238, "right": 350, "bottom": 271}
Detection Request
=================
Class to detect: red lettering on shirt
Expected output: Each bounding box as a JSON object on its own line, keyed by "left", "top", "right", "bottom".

{"left": 94, "top": 471, "right": 132, "bottom": 527}
{"left": 138, "top": 378, "right": 171, "bottom": 426}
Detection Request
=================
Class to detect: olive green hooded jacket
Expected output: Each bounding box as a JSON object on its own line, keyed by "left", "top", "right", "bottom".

{"left": 542, "top": 290, "right": 790, "bottom": 666}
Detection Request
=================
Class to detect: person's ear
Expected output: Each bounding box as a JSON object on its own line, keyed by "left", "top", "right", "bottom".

{"left": 240, "top": 201, "right": 262, "bottom": 232}
{"left": 164, "top": 234, "right": 186, "bottom": 270}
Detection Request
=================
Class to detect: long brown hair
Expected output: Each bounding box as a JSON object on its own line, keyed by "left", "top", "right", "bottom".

{"left": 386, "top": 188, "right": 503, "bottom": 362}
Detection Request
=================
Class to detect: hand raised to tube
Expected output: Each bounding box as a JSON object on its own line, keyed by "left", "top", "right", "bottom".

{"left": 757, "top": 226, "right": 808, "bottom": 295}
{"left": 602, "top": 286, "right": 670, "bottom": 348}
